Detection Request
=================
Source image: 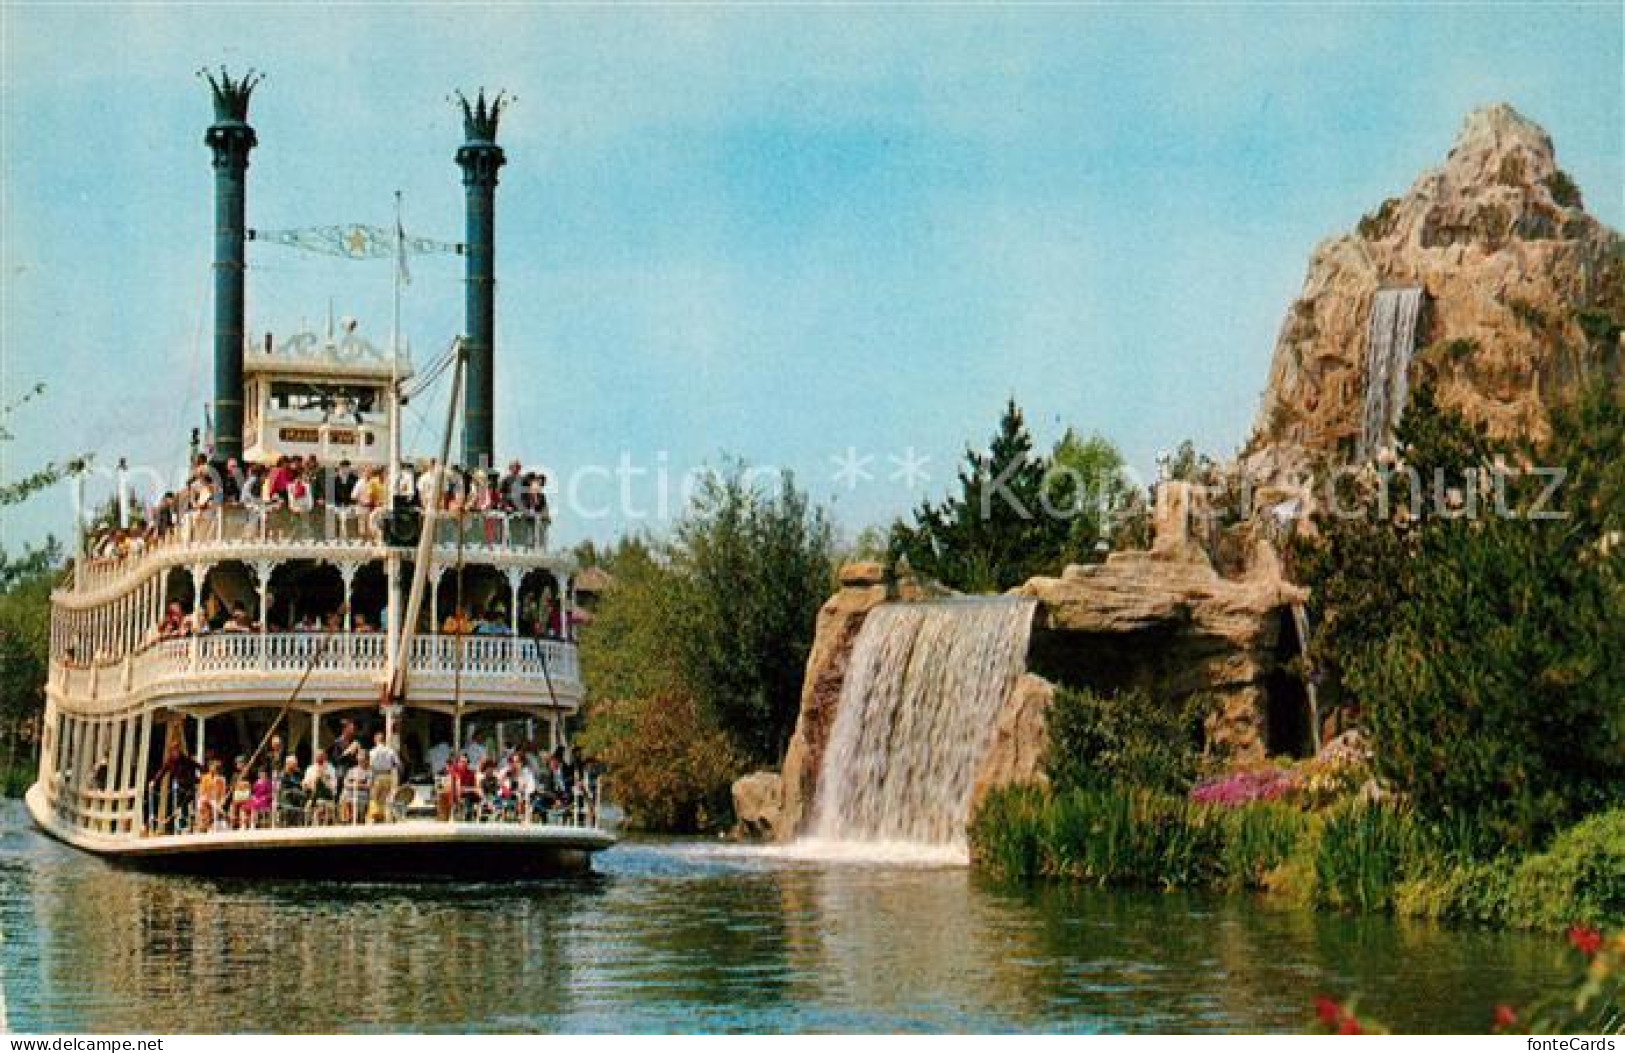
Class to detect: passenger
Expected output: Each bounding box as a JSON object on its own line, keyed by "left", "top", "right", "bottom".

{"left": 368, "top": 731, "right": 400, "bottom": 823}
{"left": 302, "top": 752, "right": 337, "bottom": 816}
{"left": 278, "top": 755, "right": 306, "bottom": 819}
{"left": 331, "top": 459, "right": 357, "bottom": 509}
{"left": 445, "top": 752, "right": 479, "bottom": 819}
{"left": 340, "top": 750, "right": 372, "bottom": 824}
{"left": 441, "top": 607, "right": 474, "bottom": 637}
{"left": 327, "top": 719, "right": 363, "bottom": 783}
{"left": 148, "top": 742, "right": 201, "bottom": 831}
{"left": 233, "top": 768, "right": 272, "bottom": 828}
{"left": 221, "top": 457, "right": 243, "bottom": 504}
{"left": 223, "top": 604, "right": 257, "bottom": 634}
{"left": 157, "top": 602, "right": 187, "bottom": 639}
{"left": 196, "top": 758, "right": 227, "bottom": 832}
{"left": 353, "top": 611, "right": 375, "bottom": 633}
{"left": 464, "top": 730, "right": 488, "bottom": 771}
{"left": 498, "top": 460, "right": 524, "bottom": 512}
{"left": 427, "top": 739, "right": 452, "bottom": 776}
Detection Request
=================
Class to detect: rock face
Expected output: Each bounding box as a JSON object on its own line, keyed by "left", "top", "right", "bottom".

{"left": 968, "top": 673, "right": 1055, "bottom": 818}
{"left": 1015, "top": 525, "right": 1309, "bottom": 762}
{"left": 775, "top": 568, "right": 891, "bottom": 839}
{"left": 1254, "top": 104, "right": 1623, "bottom": 462}
{"left": 730, "top": 771, "right": 784, "bottom": 841}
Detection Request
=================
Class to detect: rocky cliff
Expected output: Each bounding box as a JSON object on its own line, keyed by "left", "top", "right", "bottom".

{"left": 775, "top": 561, "right": 890, "bottom": 838}
{"left": 1254, "top": 104, "right": 1623, "bottom": 462}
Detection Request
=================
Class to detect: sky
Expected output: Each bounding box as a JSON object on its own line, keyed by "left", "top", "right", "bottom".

{"left": 2, "top": 3, "right": 1621, "bottom": 552}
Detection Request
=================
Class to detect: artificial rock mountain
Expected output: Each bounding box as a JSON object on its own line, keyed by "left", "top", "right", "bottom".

{"left": 1253, "top": 103, "right": 1622, "bottom": 464}
{"left": 745, "top": 104, "right": 1622, "bottom": 846}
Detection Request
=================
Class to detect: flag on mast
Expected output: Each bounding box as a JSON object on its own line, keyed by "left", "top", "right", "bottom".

{"left": 395, "top": 191, "right": 412, "bottom": 286}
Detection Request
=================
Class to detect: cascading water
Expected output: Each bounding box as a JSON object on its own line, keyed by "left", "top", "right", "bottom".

{"left": 1358, "top": 286, "right": 1425, "bottom": 461}
{"left": 806, "top": 597, "right": 1036, "bottom": 855}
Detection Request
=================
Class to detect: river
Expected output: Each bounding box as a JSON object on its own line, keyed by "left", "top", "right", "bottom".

{"left": 0, "top": 803, "right": 1573, "bottom": 1033}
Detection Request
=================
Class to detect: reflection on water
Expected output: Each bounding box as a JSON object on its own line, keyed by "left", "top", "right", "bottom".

{"left": 0, "top": 805, "right": 1572, "bottom": 1033}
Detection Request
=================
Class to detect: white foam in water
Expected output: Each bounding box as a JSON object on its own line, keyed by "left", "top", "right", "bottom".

{"left": 1359, "top": 286, "right": 1425, "bottom": 460}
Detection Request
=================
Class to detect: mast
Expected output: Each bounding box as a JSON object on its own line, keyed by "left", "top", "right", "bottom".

{"left": 385, "top": 339, "right": 466, "bottom": 715}
{"left": 389, "top": 190, "right": 406, "bottom": 488}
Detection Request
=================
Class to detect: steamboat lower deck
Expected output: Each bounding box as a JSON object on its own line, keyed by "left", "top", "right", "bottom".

{"left": 26, "top": 784, "right": 615, "bottom": 878}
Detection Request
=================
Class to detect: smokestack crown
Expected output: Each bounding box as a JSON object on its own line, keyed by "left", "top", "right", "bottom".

{"left": 202, "top": 67, "right": 263, "bottom": 125}
{"left": 455, "top": 89, "right": 509, "bottom": 144}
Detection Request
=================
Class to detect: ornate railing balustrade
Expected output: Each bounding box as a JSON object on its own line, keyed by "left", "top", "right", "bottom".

{"left": 53, "top": 632, "right": 580, "bottom": 700}
{"left": 73, "top": 505, "right": 552, "bottom": 593}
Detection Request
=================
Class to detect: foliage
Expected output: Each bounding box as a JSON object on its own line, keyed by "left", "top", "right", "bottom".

{"left": 889, "top": 400, "right": 1134, "bottom": 592}
{"left": 1311, "top": 802, "right": 1420, "bottom": 913}
{"left": 1297, "top": 380, "right": 1625, "bottom": 850}
{"left": 889, "top": 399, "right": 1065, "bottom": 593}
{"left": 1, "top": 382, "right": 90, "bottom": 508}
{"left": 575, "top": 691, "right": 744, "bottom": 833}
{"left": 1044, "top": 686, "right": 1204, "bottom": 796}
{"left": 972, "top": 783, "right": 1617, "bottom": 933}
{"left": 1047, "top": 429, "right": 1131, "bottom": 564}
{"left": 672, "top": 466, "right": 834, "bottom": 761}
{"left": 0, "top": 540, "right": 63, "bottom": 796}
{"left": 576, "top": 463, "right": 834, "bottom": 828}
{"left": 1160, "top": 439, "right": 1219, "bottom": 485}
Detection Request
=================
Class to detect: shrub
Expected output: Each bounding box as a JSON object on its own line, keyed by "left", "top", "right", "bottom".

{"left": 576, "top": 691, "right": 744, "bottom": 833}
{"left": 1506, "top": 810, "right": 1625, "bottom": 931}
{"left": 1045, "top": 686, "right": 1204, "bottom": 795}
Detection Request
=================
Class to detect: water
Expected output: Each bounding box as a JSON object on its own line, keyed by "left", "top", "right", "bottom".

{"left": 0, "top": 803, "right": 1574, "bottom": 1033}
{"left": 1359, "top": 286, "right": 1426, "bottom": 460}
{"left": 812, "top": 598, "right": 1035, "bottom": 852}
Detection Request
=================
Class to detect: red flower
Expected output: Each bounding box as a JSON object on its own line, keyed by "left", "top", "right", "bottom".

{"left": 1338, "top": 1016, "right": 1364, "bottom": 1035}
{"left": 1568, "top": 926, "right": 1604, "bottom": 957}
{"left": 1315, "top": 996, "right": 1343, "bottom": 1025}
{"left": 1493, "top": 1005, "right": 1517, "bottom": 1029}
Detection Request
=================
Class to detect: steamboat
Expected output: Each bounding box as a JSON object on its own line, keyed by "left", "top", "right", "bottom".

{"left": 24, "top": 71, "right": 616, "bottom": 876}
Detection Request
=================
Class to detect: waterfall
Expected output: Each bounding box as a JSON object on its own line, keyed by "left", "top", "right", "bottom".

{"left": 1358, "top": 286, "right": 1425, "bottom": 460}
{"left": 807, "top": 597, "right": 1036, "bottom": 853}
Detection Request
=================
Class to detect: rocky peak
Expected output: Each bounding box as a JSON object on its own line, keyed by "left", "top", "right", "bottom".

{"left": 1251, "top": 102, "right": 1621, "bottom": 465}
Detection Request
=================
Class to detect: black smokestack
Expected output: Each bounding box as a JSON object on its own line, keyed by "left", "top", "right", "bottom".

{"left": 203, "top": 67, "right": 261, "bottom": 463}
{"left": 453, "top": 88, "right": 507, "bottom": 470}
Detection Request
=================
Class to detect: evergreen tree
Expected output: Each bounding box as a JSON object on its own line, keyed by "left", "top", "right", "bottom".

{"left": 889, "top": 398, "right": 1070, "bottom": 592}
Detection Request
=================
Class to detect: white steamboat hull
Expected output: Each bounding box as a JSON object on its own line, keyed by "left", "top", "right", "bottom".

{"left": 26, "top": 783, "right": 615, "bottom": 879}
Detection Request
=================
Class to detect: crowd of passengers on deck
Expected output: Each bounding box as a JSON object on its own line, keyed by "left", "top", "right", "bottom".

{"left": 141, "top": 719, "right": 600, "bottom": 834}
{"left": 86, "top": 453, "right": 551, "bottom": 563}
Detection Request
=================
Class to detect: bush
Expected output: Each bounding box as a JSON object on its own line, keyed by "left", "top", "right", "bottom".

{"left": 575, "top": 691, "right": 744, "bottom": 833}
{"left": 1505, "top": 810, "right": 1625, "bottom": 931}
{"left": 1044, "top": 686, "right": 1204, "bottom": 795}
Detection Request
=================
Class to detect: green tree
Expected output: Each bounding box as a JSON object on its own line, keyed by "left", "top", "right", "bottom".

{"left": 575, "top": 463, "right": 835, "bottom": 828}
{"left": 1047, "top": 428, "right": 1131, "bottom": 564}
{"left": 1301, "top": 381, "right": 1625, "bottom": 850}
{"left": 0, "top": 539, "right": 63, "bottom": 793}
{"left": 889, "top": 398, "right": 1069, "bottom": 592}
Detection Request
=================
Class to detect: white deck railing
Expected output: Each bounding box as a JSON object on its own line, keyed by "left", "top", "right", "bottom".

{"left": 61, "top": 632, "right": 581, "bottom": 699}
{"left": 73, "top": 506, "right": 554, "bottom": 594}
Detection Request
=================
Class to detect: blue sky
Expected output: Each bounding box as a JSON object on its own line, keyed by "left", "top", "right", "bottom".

{"left": 3, "top": 3, "right": 1620, "bottom": 551}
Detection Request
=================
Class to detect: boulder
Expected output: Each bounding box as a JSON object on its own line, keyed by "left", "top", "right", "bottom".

{"left": 730, "top": 771, "right": 784, "bottom": 841}
{"left": 1252, "top": 103, "right": 1622, "bottom": 470}
{"left": 968, "top": 673, "right": 1055, "bottom": 817}
{"left": 1017, "top": 545, "right": 1308, "bottom": 762}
